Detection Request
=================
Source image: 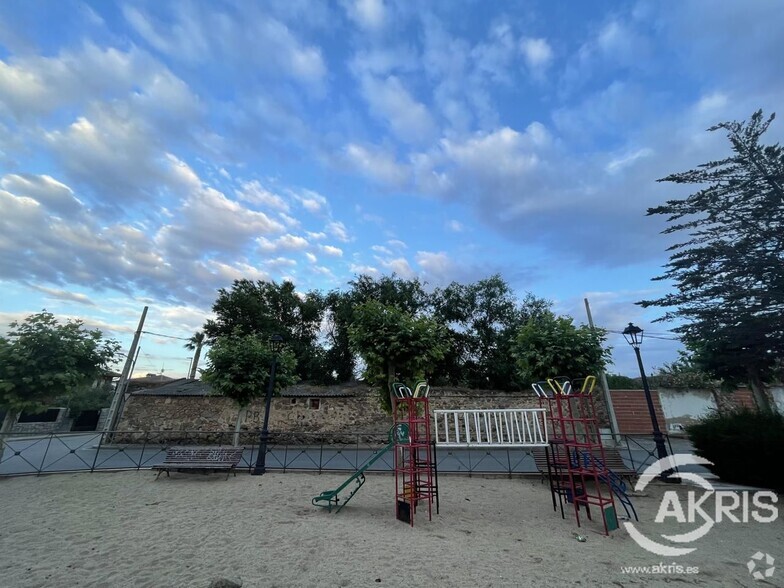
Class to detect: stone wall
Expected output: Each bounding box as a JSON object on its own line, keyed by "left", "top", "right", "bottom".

{"left": 115, "top": 386, "right": 549, "bottom": 443}
{"left": 8, "top": 408, "right": 72, "bottom": 436}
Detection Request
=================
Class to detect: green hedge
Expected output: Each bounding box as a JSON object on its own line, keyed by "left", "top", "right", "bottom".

{"left": 687, "top": 409, "right": 784, "bottom": 491}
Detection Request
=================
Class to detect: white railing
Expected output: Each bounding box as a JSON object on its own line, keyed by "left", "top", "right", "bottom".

{"left": 433, "top": 408, "right": 549, "bottom": 448}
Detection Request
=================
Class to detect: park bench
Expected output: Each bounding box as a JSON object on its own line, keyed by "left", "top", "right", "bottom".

{"left": 532, "top": 446, "right": 636, "bottom": 482}
{"left": 152, "top": 446, "right": 245, "bottom": 480}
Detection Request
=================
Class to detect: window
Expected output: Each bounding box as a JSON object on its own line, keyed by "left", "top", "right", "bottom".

{"left": 308, "top": 398, "right": 321, "bottom": 410}
{"left": 290, "top": 398, "right": 297, "bottom": 405}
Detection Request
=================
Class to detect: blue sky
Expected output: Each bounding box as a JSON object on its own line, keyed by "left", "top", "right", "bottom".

{"left": 1, "top": 0, "right": 783, "bottom": 379}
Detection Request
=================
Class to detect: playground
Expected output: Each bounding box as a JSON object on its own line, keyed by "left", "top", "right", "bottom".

{"left": 0, "top": 469, "right": 777, "bottom": 586}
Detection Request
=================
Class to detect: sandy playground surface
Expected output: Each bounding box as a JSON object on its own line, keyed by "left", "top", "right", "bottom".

{"left": 0, "top": 470, "right": 782, "bottom": 587}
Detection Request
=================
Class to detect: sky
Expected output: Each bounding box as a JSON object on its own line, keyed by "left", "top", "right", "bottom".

{"left": 1, "top": 0, "right": 783, "bottom": 380}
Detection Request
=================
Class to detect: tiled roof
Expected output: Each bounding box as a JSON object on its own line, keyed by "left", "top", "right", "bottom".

{"left": 132, "top": 378, "right": 211, "bottom": 396}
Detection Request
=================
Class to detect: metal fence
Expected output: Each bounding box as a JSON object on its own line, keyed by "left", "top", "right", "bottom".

{"left": 0, "top": 429, "right": 688, "bottom": 478}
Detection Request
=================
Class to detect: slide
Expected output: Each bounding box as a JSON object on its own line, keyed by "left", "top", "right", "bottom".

{"left": 576, "top": 450, "right": 638, "bottom": 522}
{"left": 312, "top": 423, "right": 409, "bottom": 513}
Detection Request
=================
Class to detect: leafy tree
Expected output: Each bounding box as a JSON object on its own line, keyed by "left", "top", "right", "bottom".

{"left": 511, "top": 311, "right": 611, "bottom": 388}
{"left": 55, "top": 382, "right": 114, "bottom": 417}
{"left": 641, "top": 110, "right": 784, "bottom": 411}
{"left": 347, "top": 274, "right": 431, "bottom": 315}
{"left": 201, "top": 334, "right": 297, "bottom": 445}
{"left": 0, "top": 311, "right": 119, "bottom": 448}
{"left": 432, "top": 275, "right": 550, "bottom": 389}
{"left": 184, "top": 331, "right": 206, "bottom": 379}
{"left": 652, "top": 350, "right": 716, "bottom": 389}
{"left": 319, "top": 274, "right": 433, "bottom": 385}
{"left": 203, "top": 279, "right": 326, "bottom": 383}
{"left": 322, "top": 289, "right": 357, "bottom": 383}
{"left": 349, "top": 301, "right": 448, "bottom": 410}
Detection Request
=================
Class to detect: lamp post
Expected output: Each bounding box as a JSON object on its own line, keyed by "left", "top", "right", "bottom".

{"left": 622, "top": 322, "right": 678, "bottom": 482}
{"left": 252, "top": 334, "right": 285, "bottom": 476}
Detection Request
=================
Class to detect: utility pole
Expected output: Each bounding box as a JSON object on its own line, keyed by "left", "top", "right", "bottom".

{"left": 103, "top": 306, "right": 148, "bottom": 433}
{"left": 584, "top": 298, "right": 621, "bottom": 444}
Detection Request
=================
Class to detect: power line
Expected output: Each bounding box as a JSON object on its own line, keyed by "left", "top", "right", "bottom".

{"left": 141, "top": 330, "right": 191, "bottom": 341}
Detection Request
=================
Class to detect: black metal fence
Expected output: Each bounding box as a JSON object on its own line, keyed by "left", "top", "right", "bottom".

{"left": 0, "top": 429, "right": 686, "bottom": 478}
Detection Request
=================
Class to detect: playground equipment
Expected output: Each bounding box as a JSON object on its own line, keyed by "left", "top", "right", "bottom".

{"left": 532, "top": 376, "right": 637, "bottom": 534}
{"left": 433, "top": 407, "right": 548, "bottom": 448}
{"left": 311, "top": 423, "right": 410, "bottom": 513}
{"left": 393, "top": 391, "right": 437, "bottom": 526}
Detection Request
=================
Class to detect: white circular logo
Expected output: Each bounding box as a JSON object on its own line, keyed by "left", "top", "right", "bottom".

{"left": 747, "top": 552, "right": 775, "bottom": 581}
{"left": 623, "top": 454, "right": 715, "bottom": 557}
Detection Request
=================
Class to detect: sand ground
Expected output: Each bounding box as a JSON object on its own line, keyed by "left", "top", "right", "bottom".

{"left": 0, "top": 471, "right": 782, "bottom": 587}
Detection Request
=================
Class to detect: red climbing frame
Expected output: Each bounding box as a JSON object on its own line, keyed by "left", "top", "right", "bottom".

{"left": 537, "top": 377, "right": 618, "bottom": 535}
{"left": 393, "top": 396, "right": 435, "bottom": 527}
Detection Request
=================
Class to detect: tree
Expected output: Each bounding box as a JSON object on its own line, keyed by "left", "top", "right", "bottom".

{"left": 641, "top": 110, "right": 784, "bottom": 411}
{"left": 203, "top": 279, "right": 326, "bottom": 383}
{"left": 0, "top": 311, "right": 119, "bottom": 444}
{"left": 511, "top": 311, "right": 611, "bottom": 388}
{"left": 184, "top": 331, "right": 206, "bottom": 379}
{"left": 201, "top": 334, "right": 297, "bottom": 445}
{"left": 432, "top": 275, "right": 550, "bottom": 389}
{"left": 349, "top": 301, "right": 449, "bottom": 410}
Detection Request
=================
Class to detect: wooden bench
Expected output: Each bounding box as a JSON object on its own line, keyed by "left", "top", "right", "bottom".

{"left": 152, "top": 446, "right": 245, "bottom": 480}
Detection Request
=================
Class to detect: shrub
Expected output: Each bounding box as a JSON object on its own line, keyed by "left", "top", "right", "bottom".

{"left": 687, "top": 409, "right": 784, "bottom": 491}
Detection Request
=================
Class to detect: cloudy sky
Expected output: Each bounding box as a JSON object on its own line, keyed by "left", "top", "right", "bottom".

{"left": 1, "top": 0, "right": 782, "bottom": 379}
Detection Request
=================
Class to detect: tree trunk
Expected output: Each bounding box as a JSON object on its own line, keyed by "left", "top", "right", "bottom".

{"left": 0, "top": 409, "right": 20, "bottom": 462}
{"left": 387, "top": 362, "right": 396, "bottom": 411}
{"left": 233, "top": 405, "right": 246, "bottom": 447}
{"left": 747, "top": 367, "right": 773, "bottom": 412}
{"left": 189, "top": 343, "right": 203, "bottom": 379}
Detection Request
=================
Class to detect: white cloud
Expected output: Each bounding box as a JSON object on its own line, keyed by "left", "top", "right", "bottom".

{"left": 321, "top": 245, "right": 343, "bottom": 257}
{"left": 379, "top": 257, "right": 415, "bottom": 279}
{"left": 257, "top": 234, "right": 310, "bottom": 253}
{"left": 360, "top": 75, "right": 437, "bottom": 144}
{"left": 343, "top": 0, "right": 386, "bottom": 30}
{"left": 445, "top": 220, "right": 464, "bottom": 232}
{"left": 371, "top": 245, "right": 392, "bottom": 255}
{"left": 30, "top": 285, "right": 96, "bottom": 306}
{"left": 326, "top": 221, "right": 350, "bottom": 242}
{"left": 520, "top": 37, "right": 553, "bottom": 71}
{"left": 349, "top": 263, "right": 379, "bottom": 276}
{"left": 296, "top": 188, "right": 328, "bottom": 213}
{"left": 0, "top": 174, "right": 83, "bottom": 216}
{"left": 158, "top": 186, "right": 285, "bottom": 259}
{"left": 305, "top": 252, "right": 317, "bottom": 263}
{"left": 237, "top": 180, "right": 289, "bottom": 211}
{"left": 343, "top": 143, "right": 408, "bottom": 186}
{"left": 605, "top": 148, "right": 653, "bottom": 174}
{"left": 124, "top": 4, "right": 326, "bottom": 85}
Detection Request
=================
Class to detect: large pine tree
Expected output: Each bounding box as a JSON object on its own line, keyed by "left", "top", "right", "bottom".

{"left": 641, "top": 110, "right": 784, "bottom": 410}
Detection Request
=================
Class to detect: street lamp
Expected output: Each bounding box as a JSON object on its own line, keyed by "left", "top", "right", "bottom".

{"left": 252, "top": 334, "right": 285, "bottom": 476}
{"left": 622, "top": 322, "right": 678, "bottom": 482}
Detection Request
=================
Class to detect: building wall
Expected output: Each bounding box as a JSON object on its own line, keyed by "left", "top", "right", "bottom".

{"left": 114, "top": 385, "right": 780, "bottom": 441}
{"left": 8, "top": 408, "right": 72, "bottom": 436}
{"left": 115, "top": 387, "right": 545, "bottom": 441}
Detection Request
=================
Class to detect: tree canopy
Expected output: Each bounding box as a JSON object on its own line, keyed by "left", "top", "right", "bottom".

{"left": 349, "top": 300, "right": 448, "bottom": 409}
{"left": 0, "top": 311, "right": 119, "bottom": 431}
{"left": 204, "top": 279, "right": 326, "bottom": 383}
{"left": 201, "top": 273, "right": 597, "bottom": 396}
{"left": 511, "top": 311, "right": 611, "bottom": 388}
{"left": 641, "top": 110, "right": 784, "bottom": 410}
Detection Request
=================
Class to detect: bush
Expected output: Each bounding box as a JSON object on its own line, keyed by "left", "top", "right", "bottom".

{"left": 687, "top": 409, "right": 784, "bottom": 491}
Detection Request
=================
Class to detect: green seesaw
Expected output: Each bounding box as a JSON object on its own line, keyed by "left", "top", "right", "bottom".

{"left": 312, "top": 423, "right": 410, "bottom": 513}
